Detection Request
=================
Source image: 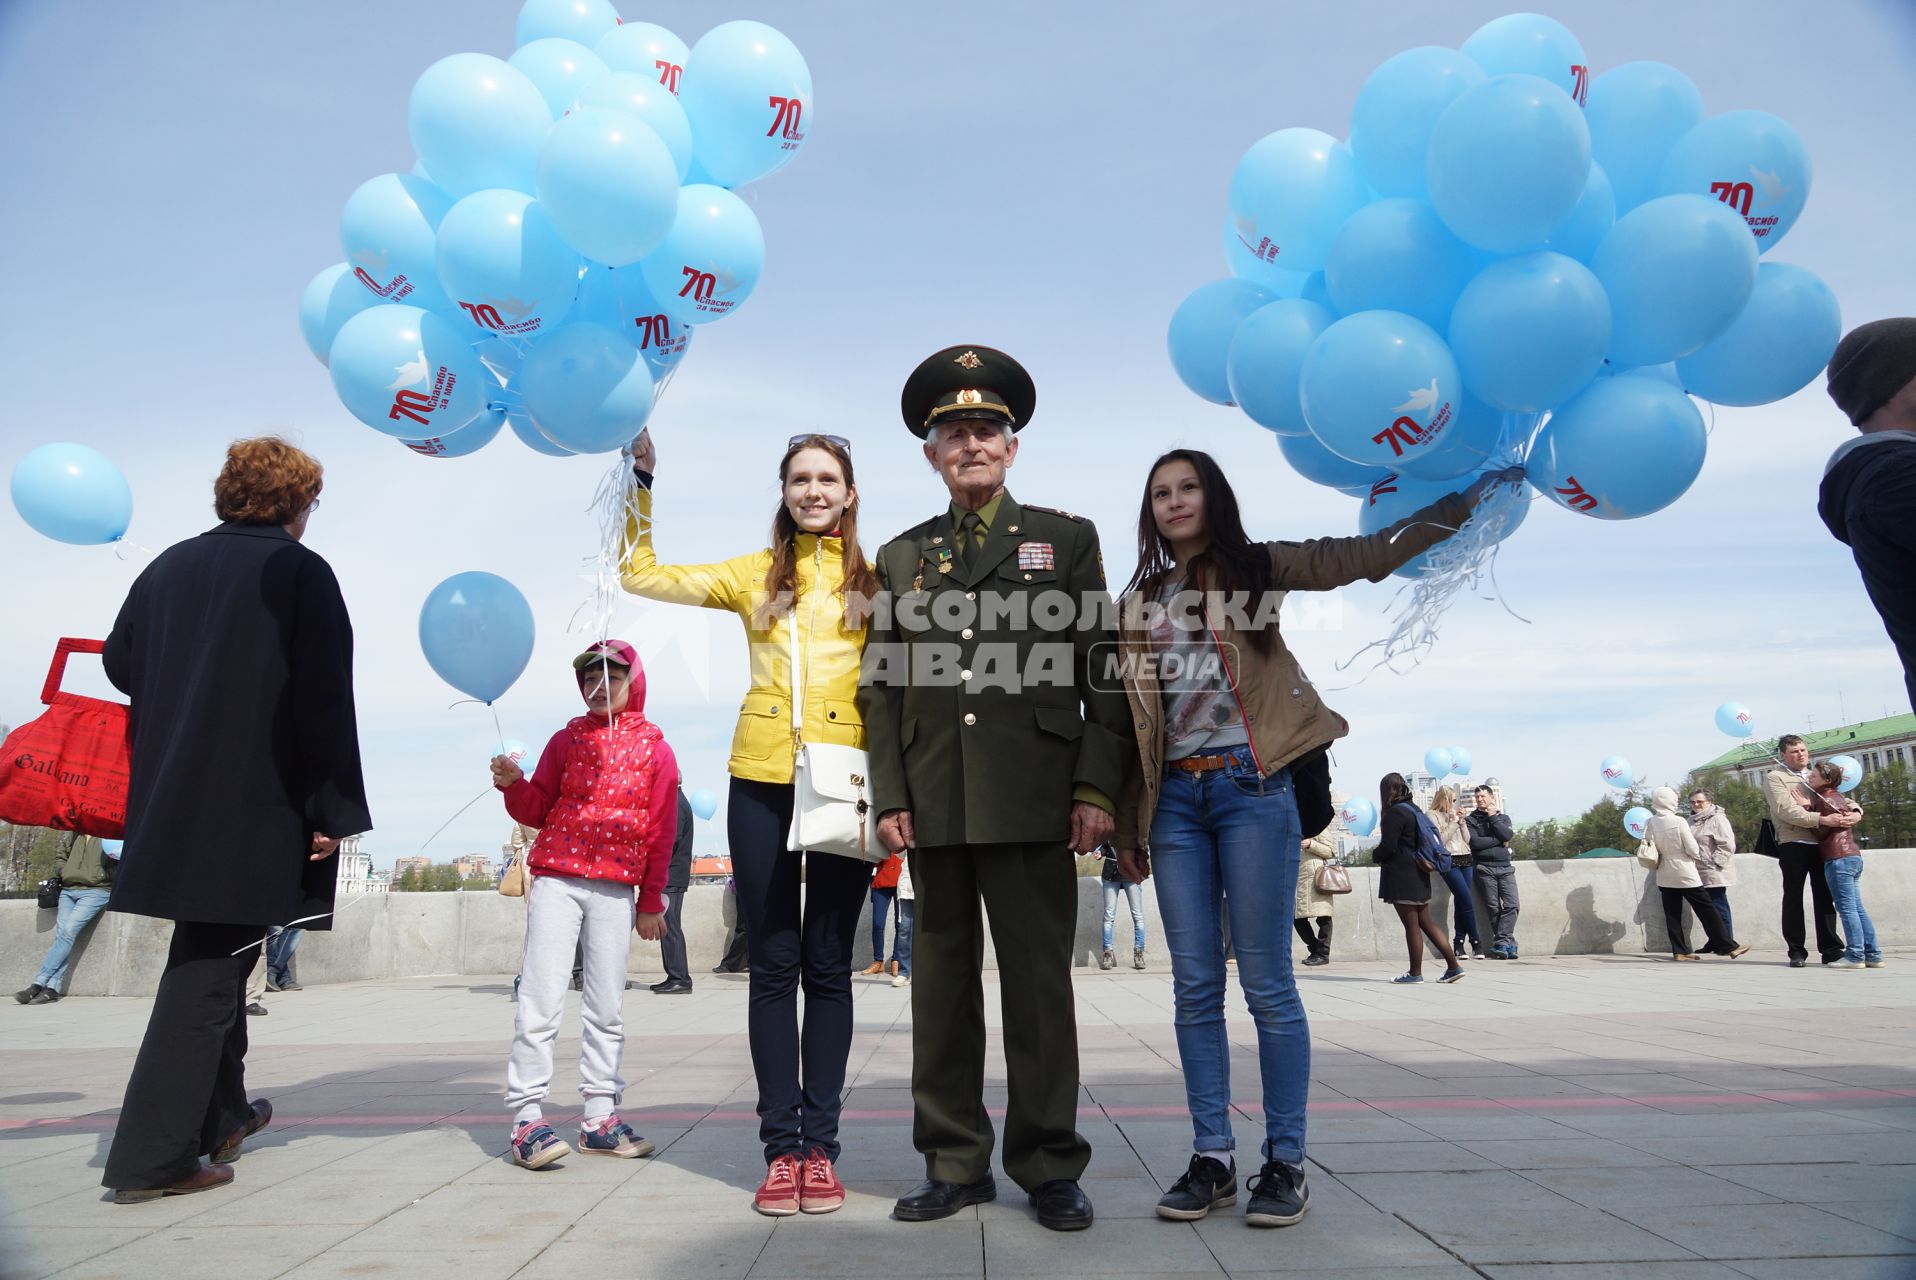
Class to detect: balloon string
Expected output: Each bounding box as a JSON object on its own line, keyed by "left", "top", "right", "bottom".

{"left": 112, "top": 537, "right": 156, "bottom": 560}
{"left": 420, "top": 785, "right": 498, "bottom": 851}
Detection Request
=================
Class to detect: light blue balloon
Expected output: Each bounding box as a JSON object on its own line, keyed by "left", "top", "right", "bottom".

{"left": 1395, "top": 393, "right": 1514, "bottom": 481}
{"left": 1340, "top": 797, "right": 1378, "bottom": 838}
{"left": 328, "top": 305, "right": 501, "bottom": 440}
{"left": 535, "top": 107, "right": 679, "bottom": 267}
{"left": 1300, "top": 310, "right": 1464, "bottom": 469}
{"left": 1585, "top": 62, "right": 1703, "bottom": 212}
{"left": 1527, "top": 374, "right": 1706, "bottom": 520}
{"left": 1657, "top": 110, "right": 1810, "bottom": 254}
{"left": 1425, "top": 747, "right": 1455, "bottom": 778}
{"left": 1428, "top": 74, "right": 1591, "bottom": 252}
{"left": 1542, "top": 161, "right": 1615, "bottom": 263}
{"left": 1348, "top": 47, "right": 1486, "bottom": 199}
{"left": 1677, "top": 263, "right": 1840, "bottom": 408}
{"left": 1224, "top": 217, "right": 1311, "bottom": 295}
{"left": 1714, "top": 701, "right": 1755, "bottom": 738}
{"left": 1323, "top": 199, "right": 1474, "bottom": 332}
{"left": 339, "top": 173, "right": 454, "bottom": 311}
{"left": 1622, "top": 806, "right": 1652, "bottom": 839}
{"left": 1167, "top": 279, "right": 1278, "bottom": 406}
{"left": 298, "top": 263, "right": 376, "bottom": 366}
{"left": 407, "top": 54, "right": 551, "bottom": 198}
{"left": 1449, "top": 747, "right": 1473, "bottom": 775}
{"left": 435, "top": 189, "right": 581, "bottom": 339}
{"left": 1592, "top": 195, "right": 1758, "bottom": 366}
{"left": 500, "top": 738, "right": 536, "bottom": 771}
{"left": 397, "top": 413, "right": 504, "bottom": 460}
{"left": 1357, "top": 465, "right": 1527, "bottom": 578}
{"left": 576, "top": 71, "right": 694, "bottom": 180}
{"left": 1827, "top": 755, "right": 1862, "bottom": 793}
{"left": 508, "top": 38, "right": 609, "bottom": 117}
{"left": 596, "top": 22, "right": 689, "bottom": 92}
{"left": 574, "top": 264, "right": 694, "bottom": 379}
{"left": 1600, "top": 755, "right": 1634, "bottom": 788}
{"left": 1276, "top": 431, "right": 1392, "bottom": 495}
{"left": 515, "top": 0, "right": 619, "bottom": 49}
{"left": 1449, "top": 251, "right": 1610, "bottom": 412}
{"left": 520, "top": 322, "right": 656, "bottom": 453}
{"left": 679, "top": 20, "right": 812, "bottom": 187}
{"left": 419, "top": 572, "right": 535, "bottom": 705}
{"left": 1461, "top": 13, "right": 1590, "bottom": 105}
{"left": 475, "top": 340, "right": 577, "bottom": 456}
{"left": 10, "top": 444, "right": 132, "bottom": 545}
{"left": 1226, "top": 300, "right": 1336, "bottom": 435}
{"left": 690, "top": 788, "right": 719, "bottom": 821}
{"left": 1228, "top": 128, "right": 1369, "bottom": 273}
{"left": 638, "top": 185, "right": 767, "bottom": 324}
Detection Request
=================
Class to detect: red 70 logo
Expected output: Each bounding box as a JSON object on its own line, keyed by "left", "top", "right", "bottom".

{"left": 634, "top": 314, "right": 673, "bottom": 348}
{"left": 1569, "top": 64, "right": 1589, "bottom": 107}
{"left": 1370, "top": 417, "right": 1421, "bottom": 458}
{"left": 678, "top": 268, "right": 716, "bottom": 302}
{"left": 1554, "top": 475, "right": 1598, "bottom": 512}
{"left": 767, "top": 95, "right": 803, "bottom": 139}
{"left": 654, "top": 60, "right": 682, "bottom": 93}
{"left": 1710, "top": 181, "right": 1755, "bottom": 216}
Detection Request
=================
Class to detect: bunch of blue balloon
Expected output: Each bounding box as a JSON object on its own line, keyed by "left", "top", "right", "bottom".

{"left": 1423, "top": 746, "right": 1474, "bottom": 779}
{"left": 1168, "top": 12, "right": 1841, "bottom": 576}
{"left": 297, "top": 0, "right": 812, "bottom": 461}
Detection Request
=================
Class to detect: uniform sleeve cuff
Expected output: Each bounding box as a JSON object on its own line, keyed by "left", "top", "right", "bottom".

{"left": 1073, "top": 784, "right": 1115, "bottom": 815}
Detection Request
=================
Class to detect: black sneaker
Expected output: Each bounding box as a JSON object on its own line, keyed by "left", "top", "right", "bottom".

{"left": 14, "top": 985, "right": 45, "bottom": 1005}
{"left": 1155, "top": 1154, "right": 1236, "bottom": 1221}
{"left": 30, "top": 988, "right": 61, "bottom": 1004}
{"left": 1245, "top": 1159, "right": 1309, "bottom": 1228}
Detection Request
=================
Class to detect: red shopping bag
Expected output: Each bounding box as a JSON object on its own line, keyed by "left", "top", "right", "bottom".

{"left": 0, "top": 639, "right": 130, "bottom": 837}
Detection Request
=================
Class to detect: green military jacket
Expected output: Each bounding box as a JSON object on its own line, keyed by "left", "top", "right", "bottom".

{"left": 858, "top": 491, "right": 1130, "bottom": 847}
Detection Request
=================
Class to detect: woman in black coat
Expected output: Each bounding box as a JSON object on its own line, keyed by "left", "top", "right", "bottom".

{"left": 1373, "top": 773, "right": 1462, "bottom": 986}
{"left": 100, "top": 437, "right": 371, "bottom": 1202}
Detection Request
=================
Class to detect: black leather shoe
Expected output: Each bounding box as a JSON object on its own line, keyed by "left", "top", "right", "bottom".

{"left": 1029, "top": 1178, "right": 1094, "bottom": 1231}
{"left": 893, "top": 1175, "right": 996, "bottom": 1221}
{"left": 651, "top": 979, "right": 693, "bottom": 995}
{"left": 1788, "top": 956, "right": 1808, "bottom": 968}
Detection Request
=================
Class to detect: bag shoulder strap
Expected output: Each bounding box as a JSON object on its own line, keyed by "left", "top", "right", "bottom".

{"left": 43, "top": 638, "right": 106, "bottom": 705}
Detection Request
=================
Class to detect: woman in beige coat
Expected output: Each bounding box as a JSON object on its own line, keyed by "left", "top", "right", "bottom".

{"left": 1293, "top": 833, "right": 1337, "bottom": 966}
{"left": 1428, "top": 787, "right": 1484, "bottom": 959}
{"left": 1647, "top": 787, "right": 1747, "bottom": 960}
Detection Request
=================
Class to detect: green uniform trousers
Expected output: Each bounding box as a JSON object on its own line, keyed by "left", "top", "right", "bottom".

{"left": 906, "top": 840, "right": 1090, "bottom": 1190}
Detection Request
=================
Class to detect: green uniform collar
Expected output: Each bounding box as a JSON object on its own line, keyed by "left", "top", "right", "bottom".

{"left": 948, "top": 490, "right": 1006, "bottom": 536}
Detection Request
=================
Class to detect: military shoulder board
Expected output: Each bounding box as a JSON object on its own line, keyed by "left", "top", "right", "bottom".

{"left": 1022, "top": 504, "right": 1086, "bottom": 522}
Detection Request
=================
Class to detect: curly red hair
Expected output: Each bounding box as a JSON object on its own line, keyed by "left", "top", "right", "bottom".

{"left": 214, "top": 437, "right": 323, "bottom": 525}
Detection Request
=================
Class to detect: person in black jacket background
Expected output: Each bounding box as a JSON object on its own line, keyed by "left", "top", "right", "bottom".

{"left": 1374, "top": 774, "right": 1463, "bottom": 985}
{"left": 1820, "top": 318, "right": 1916, "bottom": 711}
{"left": 99, "top": 437, "right": 370, "bottom": 1203}
{"left": 1466, "top": 785, "right": 1520, "bottom": 959}
{"left": 652, "top": 788, "right": 697, "bottom": 994}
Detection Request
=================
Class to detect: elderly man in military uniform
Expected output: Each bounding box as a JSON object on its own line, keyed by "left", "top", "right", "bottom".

{"left": 859, "top": 345, "right": 1129, "bottom": 1232}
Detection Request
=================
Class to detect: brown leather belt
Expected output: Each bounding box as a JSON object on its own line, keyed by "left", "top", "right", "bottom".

{"left": 1171, "top": 754, "right": 1238, "bottom": 773}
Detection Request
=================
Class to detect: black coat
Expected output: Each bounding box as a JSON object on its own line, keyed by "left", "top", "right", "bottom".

{"left": 103, "top": 524, "right": 371, "bottom": 929}
{"left": 665, "top": 788, "right": 694, "bottom": 892}
{"left": 1819, "top": 434, "right": 1916, "bottom": 710}
{"left": 1374, "top": 802, "right": 1432, "bottom": 904}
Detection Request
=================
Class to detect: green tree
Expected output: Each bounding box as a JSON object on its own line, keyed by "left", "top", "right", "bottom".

{"left": 1855, "top": 761, "right": 1915, "bottom": 850}
{"left": 426, "top": 863, "right": 461, "bottom": 892}
{"left": 394, "top": 866, "right": 421, "bottom": 892}
{"left": 1511, "top": 820, "right": 1568, "bottom": 861}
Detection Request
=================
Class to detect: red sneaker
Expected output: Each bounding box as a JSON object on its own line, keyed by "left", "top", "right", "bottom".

{"left": 799, "top": 1147, "right": 846, "bottom": 1214}
{"left": 754, "top": 1153, "right": 802, "bottom": 1217}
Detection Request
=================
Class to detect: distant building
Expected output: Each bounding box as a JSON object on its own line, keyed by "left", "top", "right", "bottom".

{"left": 391, "top": 855, "right": 431, "bottom": 880}
{"left": 1405, "top": 771, "right": 1507, "bottom": 817}
{"left": 1695, "top": 713, "right": 1916, "bottom": 788}
{"left": 453, "top": 855, "right": 495, "bottom": 882}
{"left": 335, "top": 837, "right": 389, "bottom": 894}
{"left": 690, "top": 856, "right": 732, "bottom": 883}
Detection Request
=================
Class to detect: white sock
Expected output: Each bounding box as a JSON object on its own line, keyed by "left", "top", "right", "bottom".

{"left": 1197, "top": 1148, "right": 1233, "bottom": 1170}
{"left": 582, "top": 1097, "right": 615, "bottom": 1126}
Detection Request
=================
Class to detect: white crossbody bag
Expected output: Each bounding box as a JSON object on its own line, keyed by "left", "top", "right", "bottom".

{"left": 785, "top": 606, "right": 880, "bottom": 863}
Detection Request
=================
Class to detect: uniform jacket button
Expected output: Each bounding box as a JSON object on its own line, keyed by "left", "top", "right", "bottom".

{"left": 963, "top": 713, "right": 977, "bottom": 726}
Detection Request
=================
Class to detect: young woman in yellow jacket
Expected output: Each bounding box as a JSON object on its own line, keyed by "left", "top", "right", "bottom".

{"left": 621, "top": 428, "right": 875, "bottom": 1217}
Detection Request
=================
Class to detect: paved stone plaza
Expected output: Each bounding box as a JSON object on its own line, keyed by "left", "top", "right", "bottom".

{"left": 2, "top": 954, "right": 1913, "bottom": 1279}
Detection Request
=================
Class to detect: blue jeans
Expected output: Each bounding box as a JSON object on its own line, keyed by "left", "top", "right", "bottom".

{"left": 1823, "top": 857, "right": 1880, "bottom": 963}
{"left": 1102, "top": 880, "right": 1146, "bottom": 952}
{"left": 33, "top": 887, "right": 113, "bottom": 992}
{"left": 1150, "top": 746, "right": 1307, "bottom": 1164}
{"left": 1704, "top": 886, "right": 1733, "bottom": 940}
{"left": 869, "top": 885, "right": 898, "bottom": 964}
{"left": 1440, "top": 866, "right": 1480, "bottom": 949}
{"left": 892, "top": 900, "right": 914, "bottom": 976}
{"left": 265, "top": 926, "right": 303, "bottom": 986}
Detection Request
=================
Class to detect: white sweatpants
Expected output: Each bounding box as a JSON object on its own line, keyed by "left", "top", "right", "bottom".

{"left": 505, "top": 873, "right": 634, "bottom": 1128}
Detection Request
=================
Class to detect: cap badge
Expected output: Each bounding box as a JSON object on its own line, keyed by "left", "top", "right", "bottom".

{"left": 954, "top": 350, "right": 983, "bottom": 370}
{"left": 955, "top": 388, "right": 984, "bottom": 406}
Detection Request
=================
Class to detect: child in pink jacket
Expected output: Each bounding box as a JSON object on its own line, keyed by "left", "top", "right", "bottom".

{"left": 490, "top": 640, "right": 679, "bottom": 1169}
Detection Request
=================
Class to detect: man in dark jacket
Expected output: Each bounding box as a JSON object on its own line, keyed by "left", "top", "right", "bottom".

{"left": 99, "top": 438, "right": 370, "bottom": 1204}
{"left": 1820, "top": 318, "right": 1916, "bottom": 711}
{"left": 1466, "top": 785, "right": 1519, "bottom": 959}
{"left": 651, "top": 788, "right": 696, "bottom": 994}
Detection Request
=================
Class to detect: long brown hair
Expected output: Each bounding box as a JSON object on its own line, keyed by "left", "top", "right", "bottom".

{"left": 1379, "top": 772, "right": 1413, "bottom": 809}
{"left": 761, "top": 435, "right": 879, "bottom": 627}
{"left": 1123, "top": 448, "right": 1276, "bottom": 655}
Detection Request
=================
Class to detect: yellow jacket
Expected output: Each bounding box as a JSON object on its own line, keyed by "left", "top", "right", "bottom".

{"left": 621, "top": 484, "right": 867, "bottom": 784}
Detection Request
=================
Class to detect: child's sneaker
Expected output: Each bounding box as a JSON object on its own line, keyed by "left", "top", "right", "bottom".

{"left": 799, "top": 1147, "right": 846, "bottom": 1214}
{"left": 755, "top": 1153, "right": 802, "bottom": 1216}
{"left": 579, "top": 1115, "right": 656, "bottom": 1159}
{"left": 510, "top": 1120, "right": 571, "bottom": 1170}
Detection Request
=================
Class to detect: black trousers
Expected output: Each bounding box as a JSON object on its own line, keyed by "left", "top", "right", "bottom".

{"left": 1659, "top": 886, "right": 1738, "bottom": 956}
{"left": 729, "top": 777, "right": 871, "bottom": 1163}
{"left": 659, "top": 888, "right": 689, "bottom": 984}
{"left": 1293, "top": 916, "right": 1332, "bottom": 957}
{"left": 718, "top": 906, "right": 749, "bottom": 971}
{"left": 1778, "top": 841, "right": 1844, "bottom": 962}
{"left": 104, "top": 921, "right": 265, "bottom": 1189}
{"left": 909, "top": 840, "right": 1089, "bottom": 1192}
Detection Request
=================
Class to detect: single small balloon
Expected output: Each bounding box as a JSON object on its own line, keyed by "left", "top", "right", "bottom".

{"left": 1461, "top": 12, "right": 1591, "bottom": 106}
{"left": 1527, "top": 373, "right": 1707, "bottom": 520}
{"left": 1676, "top": 262, "right": 1840, "bottom": 408}
{"left": 1299, "top": 309, "right": 1463, "bottom": 469}
{"left": 1448, "top": 747, "right": 1473, "bottom": 775}
{"left": 1228, "top": 129, "right": 1369, "bottom": 273}
{"left": 536, "top": 107, "right": 681, "bottom": 267}
{"left": 678, "top": 21, "right": 812, "bottom": 187}
{"left": 329, "top": 305, "right": 502, "bottom": 440}
{"left": 690, "top": 788, "right": 719, "bottom": 821}
{"left": 435, "top": 189, "right": 582, "bottom": 339}
{"left": 1623, "top": 806, "right": 1653, "bottom": 840}
{"left": 339, "top": 173, "right": 455, "bottom": 311}
{"left": 1168, "top": 278, "right": 1278, "bottom": 405}
{"left": 500, "top": 739, "right": 536, "bottom": 772}
{"left": 1323, "top": 198, "right": 1475, "bottom": 332}
{"left": 1227, "top": 299, "right": 1336, "bottom": 435}
{"left": 298, "top": 263, "right": 377, "bottom": 366}
{"left": 10, "top": 444, "right": 133, "bottom": 545}
{"left": 519, "top": 321, "right": 657, "bottom": 453}
{"left": 1827, "top": 755, "right": 1862, "bottom": 793}
{"left": 1348, "top": 47, "right": 1486, "bottom": 199}
{"left": 1448, "top": 250, "right": 1610, "bottom": 413}
{"left": 407, "top": 53, "right": 551, "bottom": 198}
{"left": 1340, "top": 797, "right": 1379, "bottom": 837}
{"left": 1427, "top": 74, "right": 1591, "bottom": 252}
{"left": 1584, "top": 61, "right": 1703, "bottom": 212}
{"left": 637, "top": 185, "right": 766, "bottom": 324}
{"left": 573, "top": 264, "right": 694, "bottom": 379}
{"left": 1593, "top": 194, "right": 1758, "bottom": 367}
{"left": 1424, "top": 747, "right": 1455, "bottom": 777}
{"left": 575, "top": 71, "right": 694, "bottom": 179}
{"left": 1657, "top": 110, "right": 1811, "bottom": 253}
{"left": 596, "top": 22, "right": 689, "bottom": 93}
{"left": 419, "top": 572, "right": 536, "bottom": 705}
{"left": 1599, "top": 755, "right": 1634, "bottom": 789}
{"left": 1714, "top": 702, "right": 1755, "bottom": 738}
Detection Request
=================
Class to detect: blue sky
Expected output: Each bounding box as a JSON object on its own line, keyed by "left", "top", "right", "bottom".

{"left": 3, "top": 0, "right": 1912, "bottom": 865}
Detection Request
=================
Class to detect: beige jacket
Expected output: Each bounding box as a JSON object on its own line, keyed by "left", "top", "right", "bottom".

{"left": 1647, "top": 788, "right": 1703, "bottom": 889}
{"left": 1764, "top": 767, "right": 1826, "bottom": 845}
{"left": 1295, "top": 832, "right": 1338, "bottom": 917}
{"left": 1689, "top": 806, "right": 1736, "bottom": 887}
{"left": 1113, "top": 492, "right": 1472, "bottom": 849}
{"left": 1432, "top": 807, "right": 1472, "bottom": 866}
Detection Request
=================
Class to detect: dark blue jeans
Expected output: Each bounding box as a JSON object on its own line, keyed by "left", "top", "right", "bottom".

{"left": 1439, "top": 866, "right": 1480, "bottom": 950}
{"left": 1150, "top": 746, "right": 1307, "bottom": 1164}
{"left": 869, "top": 885, "right": 898, "bottom": 964}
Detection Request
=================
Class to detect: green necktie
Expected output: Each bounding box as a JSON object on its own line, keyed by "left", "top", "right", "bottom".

{"left": 958, "top": 512, "right": 983, "bottom": 567}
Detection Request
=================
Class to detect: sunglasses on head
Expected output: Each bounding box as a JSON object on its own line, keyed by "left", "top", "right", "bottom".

{"left": 789, "top": 433, "right": 851, "bottom": 451}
